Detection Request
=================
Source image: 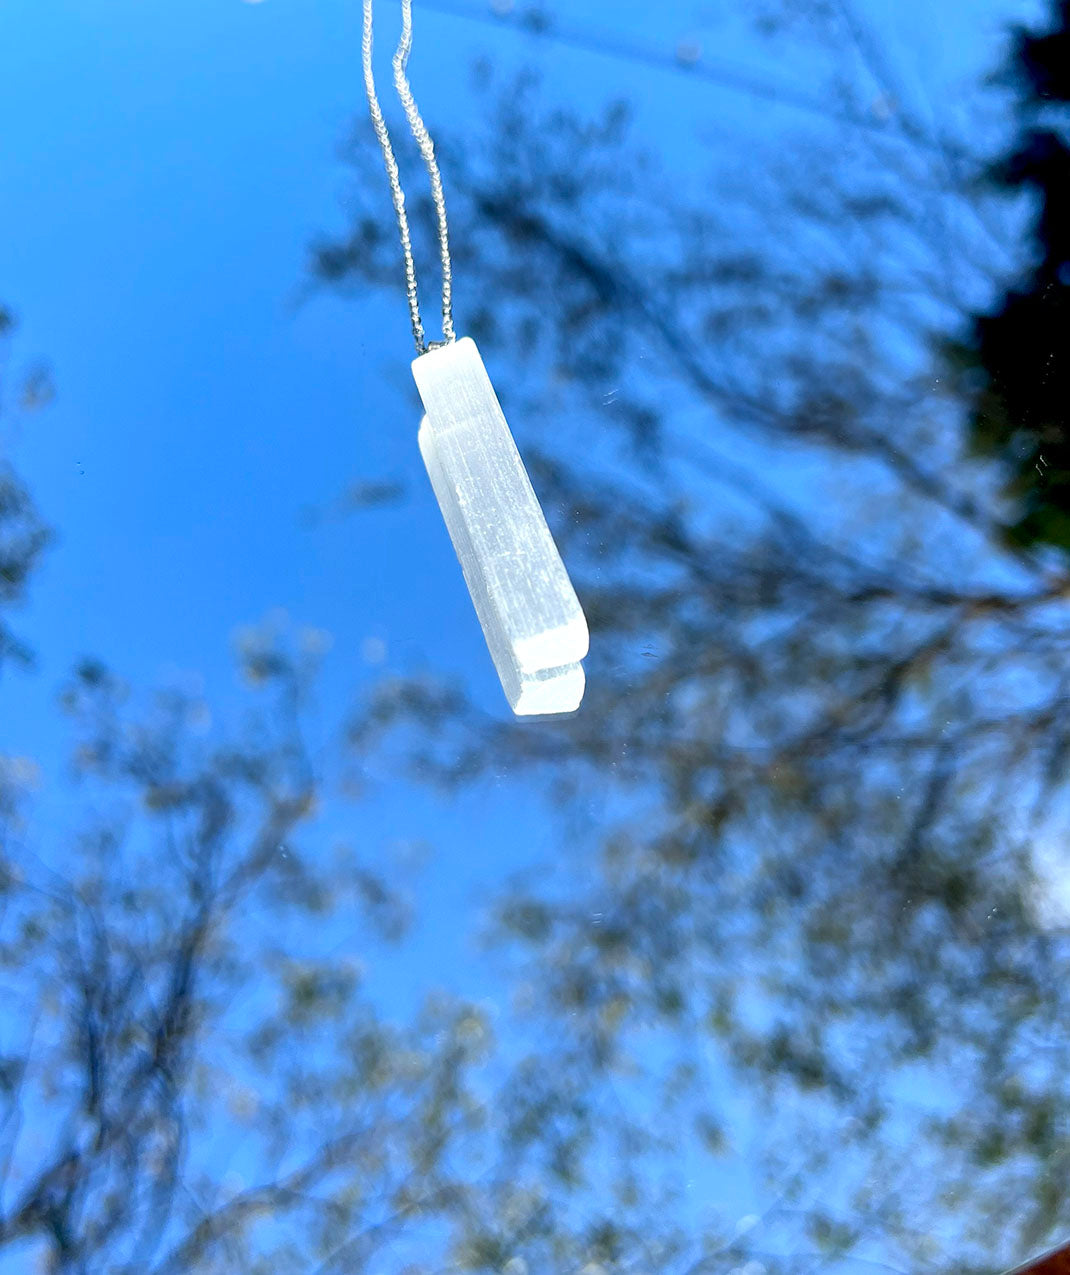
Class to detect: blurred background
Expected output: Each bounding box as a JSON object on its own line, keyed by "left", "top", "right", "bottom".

{"left": 2, "top": 0, "right": 1069, "bottom": 1271}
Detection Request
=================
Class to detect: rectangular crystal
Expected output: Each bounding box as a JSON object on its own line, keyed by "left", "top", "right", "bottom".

{"left": 413, "top": 337, "right": 588, "bottom": 715}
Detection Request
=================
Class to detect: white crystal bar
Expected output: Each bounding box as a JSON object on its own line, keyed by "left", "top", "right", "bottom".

{"left": 413, "top": 338, "right": 588, "bottom": 715}
{"left": 420, "top": 418, "right": 586, "bottom": 714}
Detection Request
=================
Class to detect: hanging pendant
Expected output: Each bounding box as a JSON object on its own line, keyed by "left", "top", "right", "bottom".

{"left": 413, "top": 338, "right": 588, "bottom": 716}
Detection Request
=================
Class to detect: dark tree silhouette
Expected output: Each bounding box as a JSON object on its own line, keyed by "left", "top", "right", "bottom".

{"left": 966, "top": 0, "right": 1070, "bottom": 550}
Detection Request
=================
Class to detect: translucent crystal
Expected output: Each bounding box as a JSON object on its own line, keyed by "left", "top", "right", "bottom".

{"left": 413, "top": 338, "right": 588, "bottom": 715}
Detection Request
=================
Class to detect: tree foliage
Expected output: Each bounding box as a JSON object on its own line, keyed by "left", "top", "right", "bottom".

{"left": 321, "top": 4, "right": 1070, "bottom": 1270}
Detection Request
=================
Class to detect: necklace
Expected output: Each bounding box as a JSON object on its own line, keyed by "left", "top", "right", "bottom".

{"left": 361, "top": 0, "right": 589, "bottom": 716}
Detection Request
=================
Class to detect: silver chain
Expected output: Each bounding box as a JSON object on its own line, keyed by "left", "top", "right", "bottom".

{"left": 394, "top": 0, "right": 455, "bottom": 348}
{"left": 362, "top": 0, "right": 455, "bottom": 355}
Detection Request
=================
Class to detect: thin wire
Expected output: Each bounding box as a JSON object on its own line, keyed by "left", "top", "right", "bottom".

{"left": 362, "top": 0, "right": 425, "bottom": 352}
{"left": 394, "top": 0, "right": 455, "bottom": 345}
{"left": 415, "top": 0, "right": 972, "bottom": 160}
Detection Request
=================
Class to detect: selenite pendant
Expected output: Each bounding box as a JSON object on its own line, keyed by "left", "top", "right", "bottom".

{"left": 412, "top": 337, "right": 589, "bottom": 716}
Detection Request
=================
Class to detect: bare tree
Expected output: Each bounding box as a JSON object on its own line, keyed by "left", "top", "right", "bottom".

{"left": 1, "top": 639, "right": 487, "bottom": 1273}
{"left": 1, "top": 626, "right": 701, "bottom": 1274}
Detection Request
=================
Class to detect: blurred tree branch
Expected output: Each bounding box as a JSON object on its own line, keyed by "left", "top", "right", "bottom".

{"left": 0, "top": 305, "right": 51, "bottom": 671}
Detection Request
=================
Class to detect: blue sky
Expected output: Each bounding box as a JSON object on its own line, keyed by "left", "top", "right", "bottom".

{"left": 0, "top": 0, "right": 1049, "bottom": 1261}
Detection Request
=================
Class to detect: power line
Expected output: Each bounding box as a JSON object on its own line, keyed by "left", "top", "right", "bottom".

{"left": 414, "top": 0, "right": 951, "bottom": 148}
